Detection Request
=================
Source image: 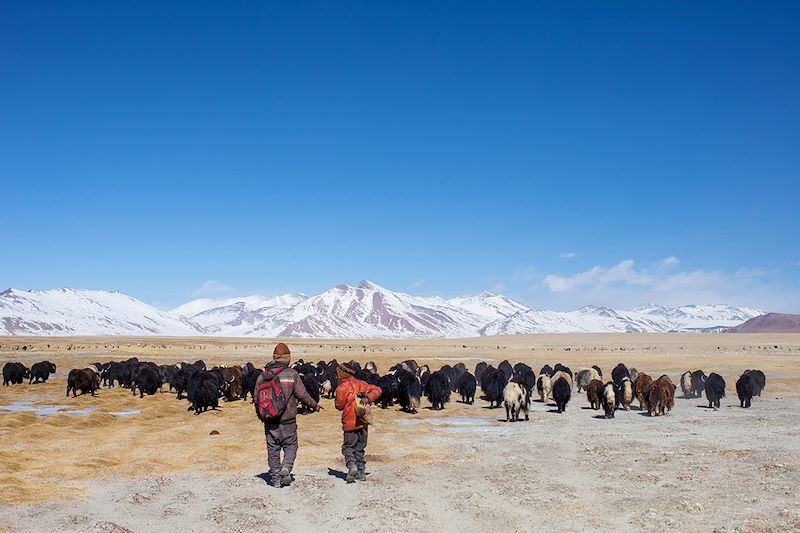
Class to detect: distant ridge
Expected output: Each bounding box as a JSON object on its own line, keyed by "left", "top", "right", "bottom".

{"left": 726, "top": 313, "right": 800, "bottom": 333}
{"left": 0, "top": 282, "right": 765, "bottom": 338}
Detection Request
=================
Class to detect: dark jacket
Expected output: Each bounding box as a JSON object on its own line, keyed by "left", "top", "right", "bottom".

{"left": 255, "top": 363, "right": 318, "bottom": 425}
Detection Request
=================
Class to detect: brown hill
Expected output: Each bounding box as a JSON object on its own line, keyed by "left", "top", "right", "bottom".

{"left": 727, "top": 313, "right": 800, "bottom": 333}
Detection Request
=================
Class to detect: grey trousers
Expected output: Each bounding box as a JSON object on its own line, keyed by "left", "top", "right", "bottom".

{"left": 342, "top": 428, "right": 368, "bottom": 470}
{"left": 265, "top": 421, "right": 298, "bottom": 480}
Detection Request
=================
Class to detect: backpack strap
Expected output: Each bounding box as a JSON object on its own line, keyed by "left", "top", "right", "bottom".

{"left": 263, "top": 366, "right": 286, "bottom": 379}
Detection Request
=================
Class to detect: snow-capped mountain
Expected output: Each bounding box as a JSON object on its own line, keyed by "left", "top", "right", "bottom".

{"left": 0, "top": 282, "right": 764, "bottom": 338}
{"left": 0, "top": 288, "right": 202, "bottom": 336}
{"left": 172, "top": 293, "right": 307, "bottom": 335}
{"left": 200, "top": 281, "right": 530, "bottom": 338}
{"left": 480, "top": 303, "right": 764, "bottom": 335}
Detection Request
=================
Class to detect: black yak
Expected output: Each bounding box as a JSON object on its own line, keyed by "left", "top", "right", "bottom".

{"left": 482, "top": 368, "right": 506, "bottom": 408}
{"left": 690, "top": 370, "right": 706, "bottom": 398}
{"left": 2, "top": 362, "right": 28, "bottom": 386}
{"left": 552, "top": 377, "right": 571, "bottom": 413}
{"left": 424, "top": 371, "right": 451, "bottom": 410}
{"left": 29, "top": 361, "right": 56, "bottom": 384}
{"left": 438, "top": 365, "right": 456, "bottom": 390}
{"left": 456, "top": 371, "right": 477, "bottom": 404}
{"left": 705, "top": 373, "right": 726, "bottom": 410}
{"left": 498, "top": 360, "right": 513, "bottom": 382}
{"left": 158, "top": 364, "right": 179, "bottom": 391}
{"left": 511, "top": 364, "right": 536, "bottom": 396}
{"left": 66, "top": 368, "right": 100, "bottom": 397}
{"left": 474, "top": 361, "right": 488, "bottom": 384}
{"left": 377, "top": 374, "right": 399, "bottom": 409}
{"left": 188, "top": 370, "right": 221, "bottom": 415}
{"left": 611, "top": 363, "right": 630, "bottom": 385}
{"left": 452, "top": 362, "right": 467, "bottom": 384}
{"left": 736, "top": 372, "right": 756, "bottom": 408}
{"left": 396, "top": 369, "right": 421, "bottom": 413}
{"left": 744, "top": 369, "right": 766, "bottom": 396}
{"left": 131, "top": 364, "right": 162, "bottom": 398}
{"left": 241, "top": 363, "right": 260, "bottom": 402}
{"left": 297, "top": 373, "right": 320, "bottom": 414}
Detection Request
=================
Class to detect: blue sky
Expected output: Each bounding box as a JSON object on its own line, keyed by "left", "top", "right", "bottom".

{"left": 1, "top": 1, "right": 798, "bottom": 311}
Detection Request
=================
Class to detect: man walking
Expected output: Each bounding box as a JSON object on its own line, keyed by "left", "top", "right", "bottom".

{"left": 334, "top": 363, "right": 382, "bottom": 483}
{"left": 256, "top": 342, "right": 321, "bottom": 488}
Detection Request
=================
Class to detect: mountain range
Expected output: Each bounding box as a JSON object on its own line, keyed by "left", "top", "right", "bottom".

{"left": 0, "top": 281, "right": 764, "bottom": 338}
{"left": 726, "top": 313, "right": 800, "bottom": 333}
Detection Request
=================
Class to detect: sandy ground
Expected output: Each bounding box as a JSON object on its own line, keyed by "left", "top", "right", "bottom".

{"left": 1, "top": 334, "right": 799, "bottom": 532}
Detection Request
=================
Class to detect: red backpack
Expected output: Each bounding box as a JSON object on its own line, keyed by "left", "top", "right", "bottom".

{"left": 255, "top": 366, "right": 288, "bottom": 422}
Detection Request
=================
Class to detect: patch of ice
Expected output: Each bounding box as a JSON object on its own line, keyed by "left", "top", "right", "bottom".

{"left": 109, "top": 410, "right": 141, "bottom": 417}
{"left": 0, "top": 401, "right": 94, "bottom": 417}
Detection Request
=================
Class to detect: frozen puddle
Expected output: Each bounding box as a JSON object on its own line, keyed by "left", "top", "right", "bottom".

{"left": 0, "top": 401, "right": 96, "bottom": 417}
{"left": 108, "top": 410, "right": 141, "bottom": 418}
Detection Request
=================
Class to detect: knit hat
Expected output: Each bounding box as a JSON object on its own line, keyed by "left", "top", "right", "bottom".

{"left": 336, "top": 363, "right": 356, "bottom": 382}
{"left": 273, "top": 343, "right": 291, "bottom": 365}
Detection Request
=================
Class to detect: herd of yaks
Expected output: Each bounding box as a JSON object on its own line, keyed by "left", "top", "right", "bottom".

{"left": 1, "top": 358, "right": 766, "bottom": 419}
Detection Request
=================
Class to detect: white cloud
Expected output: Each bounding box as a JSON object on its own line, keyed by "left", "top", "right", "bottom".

{"left": 558, "top": 252, "right": 577, "bottom": 259}
{"left": 528, "top": 258, "right": 800, "bottom": 311}
{"left": 192, "top": 280, "right": 235, "bottom": 297}
{"left": 659, "top": 256, "right": 679, "bottom": 268}
{"left": 734, "top": 267, "right": 766, "bottom": 279}
{"left": 543, "top": 259, "right": 651, "bottom": 293}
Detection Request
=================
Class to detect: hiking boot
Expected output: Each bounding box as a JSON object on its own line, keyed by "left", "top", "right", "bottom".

{"left": 280, "top": 468, "right": 291, "bottom": 487}
{"left": 356, "top": 469, "right": 367, "bottom": 481}
{"left": 271, "top": 476, "right": 283, "bottom": 488}
{"left": 345, "top": 462, "right": 358, "bottom": 484}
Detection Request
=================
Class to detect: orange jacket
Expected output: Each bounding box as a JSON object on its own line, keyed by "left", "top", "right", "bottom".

{"left": 334, "top": 377, "right": 382, "bottom": 432}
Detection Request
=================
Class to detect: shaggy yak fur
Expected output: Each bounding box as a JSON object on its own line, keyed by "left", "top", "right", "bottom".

{"left": 537, "top": 374, "right": 552, "bottom": 403}
{"left": 503, "top": 381, "right": 529, "bottom": 422}
{"left": 576, "top": 368, "right": 601, "bottom": 393}
{"left": 705, "top": 373, "right": 726, "bottom": 410}
{"left": 634, "top": 373, "right": 654, "bottom": 411}
{"left": 586, "top": 379, "right": 604, "bottom": 410}
{"left": 552, "top": 377, "right": 571, "bottom": 413}
{"left": 601, "top": 382, "right": 617, "bottom": 419}
{"left": 456, "top": 372, "right": 477, "bottom": 404}
{"left": 648, "top": 376, "right": 676, "bottom": 417}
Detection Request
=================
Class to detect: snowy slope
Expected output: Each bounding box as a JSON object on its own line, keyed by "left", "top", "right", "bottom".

{"left": 481, "top": 304, "right": 764, "bottom": 335}
{"left": 243, "top": 281, "right": 475, "bottom": 338}
{"left": 0, "top": 283, "right": 764, "bottom": 338}
{"left": 172, "top": 294, "right": 307, "bottom": 335}
{"left": 170, "top": 282, "right": 521, "bottom": 338}
{"left": 0, "top": 288, "right": 203, "bottom": 336}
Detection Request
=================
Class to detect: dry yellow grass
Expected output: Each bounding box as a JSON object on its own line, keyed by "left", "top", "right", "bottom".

{"left": 1, "top": 333, "right": 798, "bottom": 506}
